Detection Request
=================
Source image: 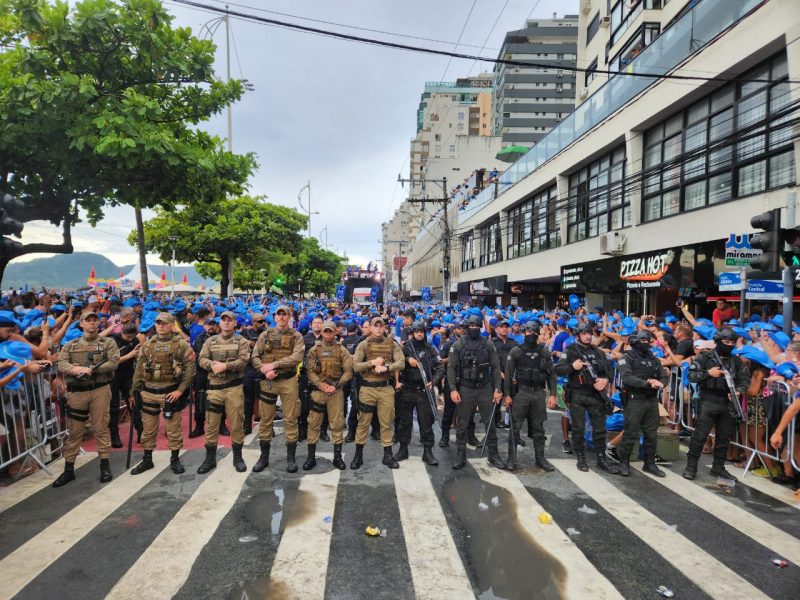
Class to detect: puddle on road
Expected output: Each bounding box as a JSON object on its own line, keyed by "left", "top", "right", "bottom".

{"left": 228, "top": 576, "right": 291, "bottom": 600}
{"left": 443, "top": 476, "right": 567, "bottom": 600}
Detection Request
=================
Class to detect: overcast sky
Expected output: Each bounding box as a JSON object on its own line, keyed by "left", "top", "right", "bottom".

{"left": 17, "top": 0, "right": 571, "bottom": 269}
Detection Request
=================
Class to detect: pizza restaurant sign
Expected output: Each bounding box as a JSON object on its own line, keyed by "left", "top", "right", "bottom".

{"left": 619, "top": 250, "right": 674, "bottom": 289}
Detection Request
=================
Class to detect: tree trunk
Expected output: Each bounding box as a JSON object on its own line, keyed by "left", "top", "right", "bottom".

{"left": 0, "top": 258, "right": 8, "bottom": 289}
{"left": 135, "top": 205, "right": 149, "bottom": 295}
{"left": 220, "top": 254, "right": 230, "bottom": 300}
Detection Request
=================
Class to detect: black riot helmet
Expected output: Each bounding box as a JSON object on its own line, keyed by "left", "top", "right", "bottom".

{"left": 714, "top": 327, "right": 738, "bottom": 343}
{"left": 576, "top": 323, "right": 592, "bottom": 335}
{"left": 410, "top": 321, "right": 426, "bottom": 333}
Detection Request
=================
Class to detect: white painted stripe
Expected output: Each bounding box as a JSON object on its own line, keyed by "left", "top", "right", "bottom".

{"left": 471, "top": 460, "right": 623, "bottom": 600}
{"left": 105, "top": 450, "right": 253, "bottom": 599}
{"left": 268, "top": 467, "right": 341, "bottom": 600}
{"left": 633, "top": 463, "right": 800, "bottom": 565}
{"left": 0, "top": 451, "right": 167, "bottom": 597}
{"left": 393, "top": 461, "right": 474, "bottom": 600}
{"left": 556, "top": 460, "right": 771, "bottom": 600}
{"left": 0, "top": 452, "right": 96, "bottom": 514}
{"left": 724, "top": 464, "right": 800, "bottom": 510}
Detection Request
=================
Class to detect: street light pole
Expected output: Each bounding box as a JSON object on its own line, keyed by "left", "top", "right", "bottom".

{"left": 319, "top": 226, "right": 328, "bottom": 250}
{"left": 169, "top": 236, "right": 177, "bottom": 298}
{"left": 297, "top": 181, "right": 318, "bottom": 238}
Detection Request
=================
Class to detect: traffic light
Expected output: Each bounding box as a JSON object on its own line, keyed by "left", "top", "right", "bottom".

{"left": 0, "top": 194, "right": 24, "bottom": 255}
{"left": 748, "top": 208, "right": 781, "bottom": 273}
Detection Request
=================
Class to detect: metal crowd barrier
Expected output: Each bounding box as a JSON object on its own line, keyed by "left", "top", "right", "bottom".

{"left": 0, "top": 370, "right": 67, "bottom": 478}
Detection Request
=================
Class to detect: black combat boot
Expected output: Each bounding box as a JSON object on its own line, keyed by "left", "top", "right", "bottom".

{"left": 197, "top": 445, "right": 217, "bottom": 474}
{"left": 439, "top": 432, "right": 450, "bottom": 448}
{"left": 394, "top": 443, "right": 409, "bottom": 462}
{"left": 232, "top": 443, "right": 247, "bottom": 473}
{"left": 643, "top": 457, "right": 666, "bottom": 478}
{"left": 252, "top": 440, "right": 271, "bottom": 472}
{"left": 332, "top": 443, "right": 346, "bottom": 470}
{"left": 535, "top": 448, "right": 555, "bottom": 472}
{"left": 298, "top": 425, "right": 308, "bottom": 442}
{"left": 110, "top": 429, "right": 123, "bottom": 449}
{"left": 99, "top": 458, "right": 113, "bottom": 483}
{"left": 452, "top": 444, "right": 467, "bottom": 470}
{"left": 303, "top": 443, "right": 317, "bottom": 471}
{"left": 488, "top": 446, "right": 507, "bottom": 470}
{"left": 618, "top": 456, "right": 631, "bottom": 477}
{"left": 52, "top": 462, "right": 76, "bottom": 488}
{"left": 517, "top": 438, "right": 526, "bottom": 447}
{"left": 345, "top": 429, "right": 355, "bottom": 444}
{"left": 350, "top": 444, "right": 364, "bottom": 470}
{"left": 576, "top": 450, "right": 589, "bottom": 472}
{"left": 467, "top": 432, "right": 481, "bottom": 447}
{"left": 382, "top": 446, "right": 399, "bottom": 469}
{"left": 319, "top": 429, "right": 330, "bottom": 443}
{"left": 710, "top": 460, "right": 737, "bottom": 481}
{"left": 219, "top": 422, "right": 231, "bottom": 437}
{"left": 286, "top": 442, "right": 299, "bottom": 473}
{"left": 131, "top": 449, "right": 154, "bottom": 475}
{"left": 170, "top": 450, "right": 185, "bottom": 474}
{"left": 422, "top": 446, "right": 438, "bottom": 466}
{"left": 682, "top": 457, "right": 698, "bottom": 480}
{"left": 188, "top": 423, "right": 204, "bottom": 439}
{"left": 596, "top": 451, "right": 620, "bottom": 474}
{"left": 506, "top": 439, "right": 517, "bottom": 472}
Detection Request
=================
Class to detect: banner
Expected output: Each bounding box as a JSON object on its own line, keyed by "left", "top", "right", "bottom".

{"left": 421, "top": 287, "right": 431, "bottom": 301}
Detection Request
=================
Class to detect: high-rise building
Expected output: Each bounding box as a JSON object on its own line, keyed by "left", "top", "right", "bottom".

{"left": 493, "top": 15, "right": 579, "bottom": 148}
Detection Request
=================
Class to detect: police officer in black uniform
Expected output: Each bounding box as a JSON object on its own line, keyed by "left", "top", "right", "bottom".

{"left": 188, "top": 319, "right": 220, "bottom": 438}
{"left": 504, "top": 321, "right": 557, "bottom": 471}
{"left": 491, "top": 318, "right": 517, "bottom": 431}
{"left": 241, "top": 313, "right": 266, "bottom": 435}
{"left": 555, "top": 323, "right": 618, "bottom": 473}
{"left": 341, "top": 321, "right": 361, "bottom": 442}
{"left": 298, "top": 315, "right": 323, "bottom": 441}
{"left": 395, "top": 321, "right": 445, "bottom": 466}
{"left": 447, "top": 315, "right": 505, "bottom": 470}
{"left": 617, "top": 330, "right": 667, "bottom": 477}
{"left": 683, "top": 328, "right": 748, "bottom": 481}
{"left": 438, "top": 325, "right": 458, "bottom": 448}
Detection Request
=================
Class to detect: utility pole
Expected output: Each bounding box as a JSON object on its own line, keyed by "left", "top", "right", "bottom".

{"left": 298, "top": 181, "right": 318, "bottom": 238}
{"left": 397, "top": 175, "right": 451, "bottom": 306}
{"left": 384, "top": 239, "right": 408, "bottom": 294}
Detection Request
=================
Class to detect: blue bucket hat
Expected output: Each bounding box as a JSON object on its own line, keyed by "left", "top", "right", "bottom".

{"left": 775, "top": 361, "right": 800, "bottom": 379}
{"left": 732, "top": 346, "right": 775, "bottom": 369}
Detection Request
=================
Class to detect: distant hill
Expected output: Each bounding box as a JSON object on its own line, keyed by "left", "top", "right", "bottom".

{"left": 2, "top": 252, "right": 217, "bottom": 290}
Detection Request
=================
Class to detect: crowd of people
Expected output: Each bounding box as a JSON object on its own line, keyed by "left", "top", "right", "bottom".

{"left": 0, "top": 288, "right": 798, "bottom": 502}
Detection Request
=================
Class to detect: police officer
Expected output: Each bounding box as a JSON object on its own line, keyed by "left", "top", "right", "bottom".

{"left": 447, "top": 315, "right": 505, "bottom": 470}
{"left": 304, "top": 320, "right": 353, "bottom": 470}
{"left": 241, "top": 313, "right": 267, "bottom": 434}
{"left": 130, "top": 313, "right": 195, "bottom": 475}
{"left": 617, "top": 331, "right": 667, "bottom": 478}
{"left": 53, "top": 311, "right": 120, "bottom": 487}
{"left": 197, "top": 310, "right": 250, "bottom": 474}
{"left": 351, "top": 316, "right": 405, "bottom": 469}
{"left": 504, "top": 321, "right": 557, "bottom": 472}
{"left": 188, "top": 318, "right": 219, "bottom": 438}
{"left": 395, "top": 321, "right": 445, "bottom": 466}
{"left": 250, "top": 305, "right": 305, "bottom": 473}
{"left": 492, "top": 318, "right": 517, "bottom": 431}
{"left": 683, "top": 328, "right": 748, "bottom": 481}
{"left": 555, "top": 323, "right": 618, "bottom": 473}
{"left": 298, "top": 315, "right": 324, "bottom": 441}
{"left": 341, "top": 321, "right": 361, "bottom": 443}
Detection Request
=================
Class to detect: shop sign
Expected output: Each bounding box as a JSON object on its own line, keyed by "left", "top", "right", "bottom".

{"left": 560, "top": 265, "right": 584, "bottom": 291}
{"left": 619, "top": 250, "right": 674, "bottom": 285}
{"left": 509, "top": 282, "right": 558, "bottom": 295}
{"left": 725, "top": 234, "right": 761, "bottom": 267}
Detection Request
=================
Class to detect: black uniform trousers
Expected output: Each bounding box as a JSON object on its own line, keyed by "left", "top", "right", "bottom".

{"left": 569, "top": 390, "right": 606, "bottom": 454}
{"left": 243, "top": 365, "right": 260, "bottom": 429}
{"left": 455, "top": 384, "right": 498, "bottom": 448}
{"left": 441, "top": 380, "right": 456, "bottom": 435}
{"left": 397, "top": 387, "right": 435, "bottom": 447}
{"left": 109, "top": 374, "right": 133, "bottom": 434}
{"left": 687, "top": 396, "right": 736, "bottom": 467}
{"left": 298, "top": 370, "right": 311, "bottom": 434}
{"left": 619, "top": 393, "right": 660, "bottom": 460}
{"left": 510, "top": 387, "right": 547, "bottom": 450}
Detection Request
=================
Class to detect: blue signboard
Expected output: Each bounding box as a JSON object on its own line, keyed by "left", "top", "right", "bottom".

{"left": 421, "top": 287, "right": 431, "bottom": 301}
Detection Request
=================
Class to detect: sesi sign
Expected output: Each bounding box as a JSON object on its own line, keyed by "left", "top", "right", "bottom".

{"left": 620, "top": 250, "right": 674, "bottom": 283}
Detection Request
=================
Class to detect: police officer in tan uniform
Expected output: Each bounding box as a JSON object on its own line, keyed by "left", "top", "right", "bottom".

{"left": 304, "top": 320, "right": 353, "bottom": 471}
{"left": 197, "top": 310, "right": 250, "bottom": 474}
{"left": 351, "top": 316, "right": 405, "bottom": 470}
{"left": 53, "top": 311, "right": 120, "bottom": 487}
{"left": 250, "top": 305, "right": 305, "bottom": 473}
{"left": 129, "top": 313, "right": 195, "bottom": 475}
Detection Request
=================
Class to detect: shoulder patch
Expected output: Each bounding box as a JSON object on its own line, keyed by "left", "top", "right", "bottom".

{"left": 618, "top": 358, "right": 626, "bottom": 365}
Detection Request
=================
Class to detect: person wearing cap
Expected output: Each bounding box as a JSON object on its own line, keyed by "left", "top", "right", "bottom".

{"left": 250, "top": 305, "right": 305, "bottom": 473}
{"left": 395, "top": 320, "right": 445, "bottom": 466}
{"left": 447, "top": 315, "right": 505, "bottom": 470}
{"left": 298, "top": 314, "right": 325, "bottom": 442}
{"left": 53, "top": 312, "right": 121, "bottom": 488}
{"left": 129, "top": 313, "right": 195, "bottom": 475}
{"left": 490, "top": 318, "right": 517, "bottom": 433}
{"left": 108, "top": 321, "right": 141, "bottom": 448}
{"left": 341, "top": 321, "right": 363, "bottom": 443}
{"left": 616, "top": 331, "right": 668, "bottom": 478}
{"left": 504, "top": 321, "right": 557, "bottom": 472}
{"left": 351, "top": 316, "right": 405, "bottom": 469}
{"left": 303, "top": 320, "right": 354, "bottom": 470}
{"left": 241, "top": 313, "right": 267, "bottom": 435}
{"left": 188, "top": 318, "right": 221, "bottom": 439}
{"left": 197, "top": 310, "right": 251, "bottom": 474}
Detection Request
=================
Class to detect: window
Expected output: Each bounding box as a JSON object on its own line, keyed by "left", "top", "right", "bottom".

{"left": 587, "top": 13, "right": 600, "bottom": 44}
{"left": 449, "top": 144, "right": 456, "bottom": 152}
{"left": 641, "top": 52, "right": 794, "bottom": 222}
{"left": 505, "top": 186, "right": 560, "bottom": 259}
{"left": 609, "top": 23, "right": 660, "bottom": 73}
{"left": 568, "top": 146, "right": 628, "bottom": 243}
{"left": 458, "top": 112, "right": 465, "bottom": 121}
{"left": 461, "top": 232, "right": 475, "bottom": 271}
{"left": 479, "top": 220, "right": 503, "bottom": 266}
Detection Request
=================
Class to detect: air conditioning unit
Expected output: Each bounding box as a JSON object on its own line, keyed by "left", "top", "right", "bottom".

{"left": 600, "top": 231, "right": 626, "bottom": 255}
{"left": 600, "top": 16, "right": 611, "bottom": 28}
{"left": 581, "top": 0, "right": 592, "bottom": 15}
{"left": 579, "top": 87, "right": 589, "bottom": 99}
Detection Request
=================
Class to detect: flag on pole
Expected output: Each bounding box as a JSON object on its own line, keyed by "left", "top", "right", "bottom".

{"left": 181, "top": 273, "right": 188, "bottom": 285}
{"left": 88, "top": 265, "right": 97, "bottom": 286}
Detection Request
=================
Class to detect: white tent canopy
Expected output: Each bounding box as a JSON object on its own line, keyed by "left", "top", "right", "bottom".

{"left": 118, "top": 263, "right": 163, "bottom": 286}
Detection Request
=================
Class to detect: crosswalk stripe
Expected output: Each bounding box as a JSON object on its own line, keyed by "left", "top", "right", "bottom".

{"left": 470, "top": 460, "right": 623, "bottom": 600}
{"left": 268, "top": 466, "right": 341, "bottom": 600}
{"left": 0, "top": 451, "right": 167, "bottom": 597}
{"left": 393, "top": 460, "right": 474, "bottom": 599}
{"left": 0, "top": 452, "right": 96, "bottom": 514}
{"left": 633, "top": 463, "right": 800, "bottom": 565}
{"left": 556, "top": 460, "right": 771, "bottom": 600}
{"left": 723, "top": 463, "right": 800, "bottom": 510}
{"left": 104, "top": 450, "right": 253, "bottom": 599}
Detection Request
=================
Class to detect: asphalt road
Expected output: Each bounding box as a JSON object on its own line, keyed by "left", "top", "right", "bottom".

{"left": 1, "top": 416, "right": 798, "bottom": 600}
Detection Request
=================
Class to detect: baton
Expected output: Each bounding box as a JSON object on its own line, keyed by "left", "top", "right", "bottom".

{"left": 508, "top": 404, "right": 516, "bottom": 465}
{"left": 480, "top": 400, "right": 499, "bottom": 458}
{"left": 126, "top": 390, "right": 140, "bottom": 469}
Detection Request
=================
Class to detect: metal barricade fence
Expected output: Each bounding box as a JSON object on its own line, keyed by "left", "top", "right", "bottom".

{"left": 0, "top": 370, "right": 67, "bottom": 478}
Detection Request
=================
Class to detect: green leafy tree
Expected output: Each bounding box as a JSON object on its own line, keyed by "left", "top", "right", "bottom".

{"left": 0, "top": 0, "right": 255, "bottom": 286}
{"left": 282, "top": 237, "right": 346, "bottom": 296}
{"left": 132, "top": 197, "right": 307, "bottom": 295}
